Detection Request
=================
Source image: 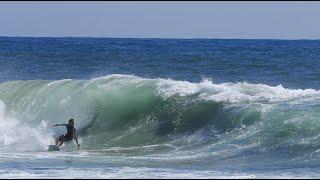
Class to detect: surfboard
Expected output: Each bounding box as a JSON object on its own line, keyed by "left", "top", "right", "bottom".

{"left": 48, "top": 145, "right": 60, "bottom": 151}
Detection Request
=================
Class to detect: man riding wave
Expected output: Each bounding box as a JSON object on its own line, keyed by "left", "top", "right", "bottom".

{"left": 52, "top": 118, "right": 80, "bottom": 149}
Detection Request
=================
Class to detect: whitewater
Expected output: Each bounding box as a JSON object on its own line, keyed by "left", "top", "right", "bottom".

{"left": 0, "top": 74, "right": 320, "bottom": 178}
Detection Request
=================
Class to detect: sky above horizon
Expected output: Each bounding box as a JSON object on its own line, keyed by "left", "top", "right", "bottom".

{"left": 0, "top": 1, "right": 320, "bottom": 39}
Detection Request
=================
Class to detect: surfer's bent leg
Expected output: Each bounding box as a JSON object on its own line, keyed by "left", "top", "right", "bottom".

{"left": 57, "top": 135, "right": 66, "bottom": 146}
{"left": 57, "top": 135, "right": 73, "bottom": 147}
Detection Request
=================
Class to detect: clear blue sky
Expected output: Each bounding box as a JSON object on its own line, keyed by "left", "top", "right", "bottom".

{"left": 0, "top": 1, "right": 320, "bottom": 39}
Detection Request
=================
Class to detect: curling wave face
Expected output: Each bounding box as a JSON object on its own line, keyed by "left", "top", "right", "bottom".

{"left": 0, "top": 74, "right": 320, "bottom": 163}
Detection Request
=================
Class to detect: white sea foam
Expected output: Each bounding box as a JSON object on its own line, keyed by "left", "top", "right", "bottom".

{"left": 0, "top": 100, "right": 52, "bottom": 151}
{"left": 156, "top": 78, "right": 320, "bottom": 103}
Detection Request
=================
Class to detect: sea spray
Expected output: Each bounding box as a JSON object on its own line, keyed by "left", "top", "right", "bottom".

{"left": 0, "top": 100, "right": 52, "bottom": 150}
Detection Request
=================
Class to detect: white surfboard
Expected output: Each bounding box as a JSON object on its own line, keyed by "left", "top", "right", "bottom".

{"left": 48, "top": 145, "right": 60, "bottom": 151}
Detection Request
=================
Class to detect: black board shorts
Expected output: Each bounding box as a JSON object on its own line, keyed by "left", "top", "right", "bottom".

{"left": 58, "top": 135, "right": 73, "bottom": 142}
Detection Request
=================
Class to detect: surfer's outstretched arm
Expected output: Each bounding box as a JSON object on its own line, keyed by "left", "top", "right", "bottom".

{"left": 52, "top": 123, "right": 67, "bottom": 126}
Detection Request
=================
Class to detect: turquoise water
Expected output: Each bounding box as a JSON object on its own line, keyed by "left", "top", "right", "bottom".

{"left": 0, "top": 37, "right": 320, "bottom": 178}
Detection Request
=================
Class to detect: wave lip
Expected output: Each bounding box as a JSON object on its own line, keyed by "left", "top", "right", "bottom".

{"left": 157, "top": 78, "right": 320, "bottom": 103}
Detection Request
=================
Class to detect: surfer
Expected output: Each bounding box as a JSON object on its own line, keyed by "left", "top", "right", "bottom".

{"left": 52, "top": 118, "right": 81, "bottom": 149}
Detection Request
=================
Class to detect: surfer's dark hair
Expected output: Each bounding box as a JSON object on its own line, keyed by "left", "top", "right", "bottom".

{"left": 69, "top": 118, "right": 74, "bottom": 123}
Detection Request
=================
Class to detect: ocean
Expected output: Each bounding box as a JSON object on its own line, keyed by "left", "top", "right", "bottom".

{"left": 0, "top": 37, "right": 320, "bottom": 178}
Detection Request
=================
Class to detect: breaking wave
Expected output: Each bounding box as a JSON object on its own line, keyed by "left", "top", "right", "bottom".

{"left": 0, "top": 74, "right": 320, "bottom": 162}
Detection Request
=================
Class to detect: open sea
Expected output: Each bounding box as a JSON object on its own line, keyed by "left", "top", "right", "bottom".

{"left": 0, "top": 37, "right": 320, "bottom": 178}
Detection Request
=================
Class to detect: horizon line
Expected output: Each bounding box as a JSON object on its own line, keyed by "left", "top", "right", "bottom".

{"left": 0, "top": 35, "right": 319, "bottom": 41}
